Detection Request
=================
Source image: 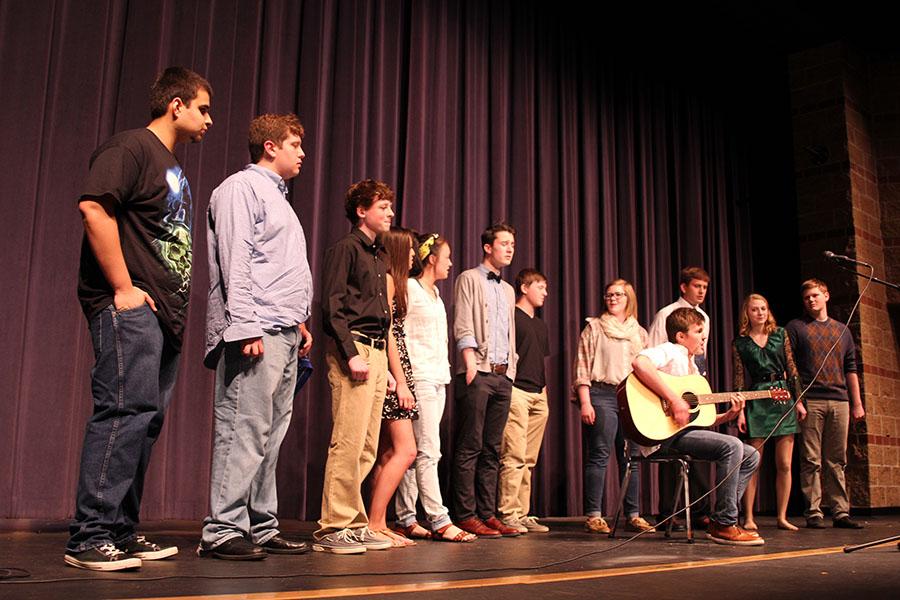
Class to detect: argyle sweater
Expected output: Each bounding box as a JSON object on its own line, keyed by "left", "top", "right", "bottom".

{"left": 786, "top": 316, "right": 857, "bottom": 401}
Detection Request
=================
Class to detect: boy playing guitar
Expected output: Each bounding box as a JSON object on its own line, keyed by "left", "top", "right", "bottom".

{"left": 628, "top": 307, "right": 764, "bottom": 546}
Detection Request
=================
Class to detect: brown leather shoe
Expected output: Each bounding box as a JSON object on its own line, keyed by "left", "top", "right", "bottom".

{"left": 484, "top": 516, "right": 522, "bottom": 537}
{"left": 457, "top": 517, "right": 501, "bottom": 538}
{"left": 706, "top": 521, "right": 765, "bottom": 546}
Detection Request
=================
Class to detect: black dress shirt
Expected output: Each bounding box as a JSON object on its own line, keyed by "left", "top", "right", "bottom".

{"left": 321, "top": 228, "right": 391, "bottom": 361}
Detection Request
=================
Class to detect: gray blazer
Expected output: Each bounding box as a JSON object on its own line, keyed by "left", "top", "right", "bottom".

{"left": 453, "top": 266, "right": 518, "bottom": 380}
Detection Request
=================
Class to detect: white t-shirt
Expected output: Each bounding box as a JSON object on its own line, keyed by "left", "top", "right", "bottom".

{"left": 646, "top": 297, "right": 710, "bottom": 355}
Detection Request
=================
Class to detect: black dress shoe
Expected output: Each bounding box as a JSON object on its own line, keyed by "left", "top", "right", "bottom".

{"left": 260, "top": 535, "right": 309, "bottom": 554}
{"left": 806, "top": 516, "right": 826, "bottom": 529}
{"left": 199, "top": 537, "right": 266, "bottom": 560}
{"left": 833, "top": 516, "right": 864, "bottom": 529}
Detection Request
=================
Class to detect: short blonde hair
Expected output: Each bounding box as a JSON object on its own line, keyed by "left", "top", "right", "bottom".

{"left": 603, "top": 278, "right": 638, "bottom": 320}
{"left": 801, "top": 278, "right": 829, "bottom": 295}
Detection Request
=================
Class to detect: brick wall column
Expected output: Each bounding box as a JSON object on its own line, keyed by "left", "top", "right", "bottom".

{"left": 789, "top": 42, "right": 900, "bottom": 510}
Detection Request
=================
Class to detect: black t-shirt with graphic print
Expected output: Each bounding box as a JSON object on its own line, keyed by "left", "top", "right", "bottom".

{"left": 77, "top": 128, "right": 193, "bottom": 349}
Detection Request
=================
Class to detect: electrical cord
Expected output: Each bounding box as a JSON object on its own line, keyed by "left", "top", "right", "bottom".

{"left": 647, "top": 265, "right": 876, "bottom": 538}
{"left": 1, "top": 268, "right": 876, "bottom": 585}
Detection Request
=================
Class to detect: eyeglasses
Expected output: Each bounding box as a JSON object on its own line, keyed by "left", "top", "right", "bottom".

{"left": 604, "top": 292, "right": 626, "bottom": 300}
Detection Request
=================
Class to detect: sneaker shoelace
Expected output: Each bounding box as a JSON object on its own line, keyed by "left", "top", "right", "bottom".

{"left": 134, "top": 536, "right": 161, "bottom": 550}
{"left": 97, "top": 543, "right": 128, "bottom": 559}
{"left": 336, "top": 529, "right": 359, "bottom": 544}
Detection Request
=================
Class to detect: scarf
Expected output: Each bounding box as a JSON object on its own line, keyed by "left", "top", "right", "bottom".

{"left": 598, "top": 314, "right": 644, "bottom": 356}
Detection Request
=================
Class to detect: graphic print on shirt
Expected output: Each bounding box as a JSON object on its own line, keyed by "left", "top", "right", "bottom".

{"left": 155, "top": 166, "right": 193, "bottom": 294}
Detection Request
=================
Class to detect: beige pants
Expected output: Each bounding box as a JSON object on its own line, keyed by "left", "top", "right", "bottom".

{"left": 497, "top": 386, "right": 549, "bottom": 520}
{"left": 800, "top": 398, "right": 851, "bottom": 520}
{"left": 315, "top": 342, "right": 388, "bottom": 536}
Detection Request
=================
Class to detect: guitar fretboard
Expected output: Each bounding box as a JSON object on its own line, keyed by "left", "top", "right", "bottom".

{"left": 691, "top": 390, "right": 775, "bottom": 405}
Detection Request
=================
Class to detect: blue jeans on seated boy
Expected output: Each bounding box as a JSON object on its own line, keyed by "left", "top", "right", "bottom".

{"left": 656, "top": 429, "right": 759, "bottom": 526}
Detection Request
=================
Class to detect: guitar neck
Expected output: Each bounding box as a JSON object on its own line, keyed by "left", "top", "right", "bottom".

{"left": 695, "top": 390, "right": 772, "bottom": 405}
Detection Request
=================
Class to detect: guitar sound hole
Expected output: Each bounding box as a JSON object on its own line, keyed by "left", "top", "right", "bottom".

{"left": 682, "top": 392, "right": 699, "bottom": 410}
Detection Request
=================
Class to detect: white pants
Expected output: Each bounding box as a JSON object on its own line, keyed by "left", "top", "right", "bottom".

{"left": 394, "top": 381, "right": 452, "bottom": 531}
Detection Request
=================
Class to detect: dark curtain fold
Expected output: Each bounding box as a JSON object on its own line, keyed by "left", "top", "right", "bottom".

{"left": 1, "top": 0, "right": 760, "bottom": 521}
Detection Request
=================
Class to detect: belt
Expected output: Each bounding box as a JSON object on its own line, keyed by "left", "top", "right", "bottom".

{"left": 591, "top": 381, "right": 617, "bottom": 390}
{"left": 489, "top": 363, "right": 508, "bottom": 375}
{"left": 759, "top": 373, "right": 784, "bottom": 383}
{"left": 352, "top": 332, "right": 386, "bottom": 350}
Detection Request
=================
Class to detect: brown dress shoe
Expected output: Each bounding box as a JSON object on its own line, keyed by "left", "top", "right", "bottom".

{"left": 706, "top": 521, "right": 765, "bottom": 546}
{"left": 457, "top": 517, "right": 501, "bottom": 538}
{"left": 484, "top": 516, "right": 522, "bottom": 537}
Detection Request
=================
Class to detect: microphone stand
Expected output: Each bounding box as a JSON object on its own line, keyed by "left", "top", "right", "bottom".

{"left": 829, "top": 262, "right": 900, "bottom": 552}
{"left": 831, "top": 262, "right": 900, "bottom": 291}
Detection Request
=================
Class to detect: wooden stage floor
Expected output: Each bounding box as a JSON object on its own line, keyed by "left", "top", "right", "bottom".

{"left": 1, "top": 515, "right": 898, "bottom": 599}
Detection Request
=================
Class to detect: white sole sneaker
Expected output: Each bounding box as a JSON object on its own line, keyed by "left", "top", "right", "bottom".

{"left": 131, "top": 545, "right": 179, "bottom": 560}
{"left": 64, "top": 554, "right": 142, "bottom": 571}
{"left": 706, "top": 533, "right": 765, "bottom": 546}
{"left": 311, "top": 543, "right": 367, "bottom": 554}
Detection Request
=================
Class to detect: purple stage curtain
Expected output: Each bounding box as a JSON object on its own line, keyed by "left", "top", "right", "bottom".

{"left": 0, "top": 0, "right": 754, "bottom": 522}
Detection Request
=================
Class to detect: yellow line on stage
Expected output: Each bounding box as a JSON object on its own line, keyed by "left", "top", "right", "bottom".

{"left": 124, "top": 545, "right": 847, "bottom": 600}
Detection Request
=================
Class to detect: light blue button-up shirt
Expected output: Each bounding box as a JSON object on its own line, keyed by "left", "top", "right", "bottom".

{"left": 204, "top": 164, "right": 312, "bottom": 364}
{"left": 457, "top": 264, "right": 510, "bottom": 365}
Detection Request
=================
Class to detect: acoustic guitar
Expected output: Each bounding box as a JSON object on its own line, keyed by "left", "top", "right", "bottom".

{"left": 616, "top": 371, "right": 791, "bottom": 445}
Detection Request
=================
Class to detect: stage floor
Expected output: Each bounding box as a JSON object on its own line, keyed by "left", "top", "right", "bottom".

{"left": 2, "top": 515, "right": 898, "bottom": 599}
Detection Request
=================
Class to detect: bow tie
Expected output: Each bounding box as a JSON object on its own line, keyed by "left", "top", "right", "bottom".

{"left": 487, "top": 271, "right": 502, "bottom": 283}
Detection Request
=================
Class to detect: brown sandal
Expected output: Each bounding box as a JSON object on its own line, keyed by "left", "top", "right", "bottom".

{"left": 434, "top": 523, "right": 477, "bottom": 543}
{"left": 392, "top": 521, "right": 432, "bottom": 540}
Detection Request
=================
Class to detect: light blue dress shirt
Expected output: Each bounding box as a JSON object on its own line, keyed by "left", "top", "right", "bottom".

{"left": 204, "top": 164, "right": 312, "bottom": 363}
{"left": 456, "top": 264, "right": 510, "bottom": 365}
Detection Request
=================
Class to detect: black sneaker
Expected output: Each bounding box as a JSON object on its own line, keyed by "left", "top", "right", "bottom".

{"left": 64, "top": 543, "right": 142, "bottom": 571}
{"left": 833, "top": 516, "right": 864, "bottom": 529}
{"left": 118, "top": 535, "right": 179, "bottom": 560}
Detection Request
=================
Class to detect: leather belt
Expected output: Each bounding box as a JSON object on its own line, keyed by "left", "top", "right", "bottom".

{"left": 591, "top": 381, "right": 617, "bottom": 390}
{"left": 352, "top": 332, "right": 386, "bottom": 350}
{"left": 490, "top": 363, "right": 508, "bottom": 375}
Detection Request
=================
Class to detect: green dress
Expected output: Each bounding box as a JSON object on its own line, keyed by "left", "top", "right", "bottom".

{"left": 732, "top": 327, "right": 801, "bottom": 438}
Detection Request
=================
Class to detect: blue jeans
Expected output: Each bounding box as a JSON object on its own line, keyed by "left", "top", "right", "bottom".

{"left": 67, "top": 304, "right": 179, "bottom": 553}
{"left": 202, "top": 329, "right": 299, "bottom": 547}
{"left": 584, "top": 385, "right": 640, "bottom": 517}
{"left": 659, "top": 429, "right": 759, "bottom": 527}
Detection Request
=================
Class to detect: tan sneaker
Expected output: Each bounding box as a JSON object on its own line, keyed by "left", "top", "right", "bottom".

{"left": 584, "top": 516, "right": 610, "bottom": 534}
{"left": 520, "top": 516, "right": 550, "bottom": 533}
{"left": 500, "top": 517, "right": 529, "bottom": 534}
{"left": 707, "top": 522, "right": 765, "bottom": 546}
{"left": 625, "top": 516, "right": 656, "bottom": 533}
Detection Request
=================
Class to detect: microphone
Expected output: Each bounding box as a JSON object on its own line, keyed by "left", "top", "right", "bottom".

{"left": 823, "top": 251, "right": 871, "bottom": 267}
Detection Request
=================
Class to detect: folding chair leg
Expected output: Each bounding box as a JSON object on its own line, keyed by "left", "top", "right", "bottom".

{"left": 609, "top": 463, "right": 634, "bottom": 539}
{"left": 681, "top": 460, "right": 694, "bottom": 544}
{"left": 665, "top": 464, "right": 684, "bottom": 539}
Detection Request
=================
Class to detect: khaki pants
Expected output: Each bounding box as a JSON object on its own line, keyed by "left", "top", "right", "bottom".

{"left": 315, "top": 342, "right": 388, "bottom": 536}
{"left": 497, "top": 386, "right": 549, "bottom": 520}
{"left": 800, "top": 398, "right": 851, "bottom": 520}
